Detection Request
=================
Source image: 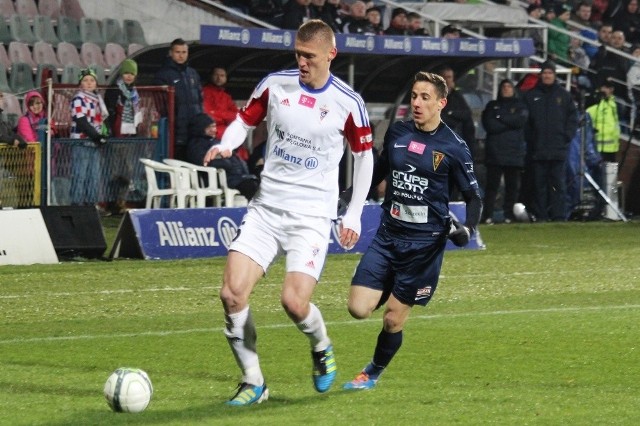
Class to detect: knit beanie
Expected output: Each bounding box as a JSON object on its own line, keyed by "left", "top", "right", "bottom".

{"left": 78, "top": 68, "right": 98, "bottom": 84}
{"left": 119, "top": 59, "right": 138, "bottom": 76}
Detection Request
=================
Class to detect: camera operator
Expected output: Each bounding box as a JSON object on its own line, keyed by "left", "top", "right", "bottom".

{"left": 586, "top": 80, "right": 620, "bottom": 162}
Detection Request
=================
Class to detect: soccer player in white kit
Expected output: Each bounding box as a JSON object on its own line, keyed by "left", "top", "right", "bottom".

{"left": 203, "top": 19, "right": 374, "bottom": 406}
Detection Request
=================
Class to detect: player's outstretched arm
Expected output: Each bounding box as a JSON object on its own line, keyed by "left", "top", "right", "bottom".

{"left": 203, "top": 118, "right": 250, "bottom": 165}
{"left": 340, "top": 150, "right": 373, "bottom": 249}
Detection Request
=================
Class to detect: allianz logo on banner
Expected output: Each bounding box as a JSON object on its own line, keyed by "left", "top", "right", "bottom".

{"left": 155, "top": 217, "right": 238, "bottom": 249}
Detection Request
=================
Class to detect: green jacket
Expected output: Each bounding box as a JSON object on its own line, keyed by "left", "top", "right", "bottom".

{"left": 586, "top": 97, "right": 620, "bottom": 153}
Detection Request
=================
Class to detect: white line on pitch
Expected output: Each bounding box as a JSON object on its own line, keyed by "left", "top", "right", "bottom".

{"left": 1, "top": 304, "right": 639, "bottom": 345}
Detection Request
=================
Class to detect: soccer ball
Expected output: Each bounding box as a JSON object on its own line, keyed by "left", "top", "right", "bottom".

{"left": 513, "top": 203, "right": 531, "bottom": 223}
{"left": 103, "top": 368, "right": 153, "bottom": 413}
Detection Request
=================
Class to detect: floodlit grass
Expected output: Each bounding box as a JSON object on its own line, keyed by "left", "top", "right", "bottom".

{"left": 1, "top": 219, "right": 640, "bottom": 425}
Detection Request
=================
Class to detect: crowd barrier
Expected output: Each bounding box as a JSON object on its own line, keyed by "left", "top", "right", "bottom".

{"left": 0, "top": 144, "right": 41, "bottom": 208}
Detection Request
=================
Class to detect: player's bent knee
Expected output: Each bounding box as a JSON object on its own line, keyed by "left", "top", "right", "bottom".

{"left": 347, "top": 303, "right": 373, "bottom": 320}
{"left": 219, "top": 285, "right": 247, "bottom": 312}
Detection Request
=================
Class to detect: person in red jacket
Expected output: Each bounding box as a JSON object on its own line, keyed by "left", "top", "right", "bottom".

{"left": 202, "top": 66, "right": 238, "bottom": 141}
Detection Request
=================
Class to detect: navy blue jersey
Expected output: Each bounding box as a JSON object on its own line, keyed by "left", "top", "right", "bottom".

{"left": 377, "top": 120, "right": 479, "bottom": 239}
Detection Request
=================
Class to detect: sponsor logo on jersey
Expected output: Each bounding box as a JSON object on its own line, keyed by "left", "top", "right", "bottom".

{"left": 281, "top": 98, "right": 290, "bottom": 106}
{"left": 433, "top": 151, "right": 445, "bottom": 171}
{"left": 273, "top": 145, "right": 303, "bottom": 165}
{"left": 299, "top": 94, "right": 316, "bottom": 108}
{"left": 305, "top": 260, "right": 316, "bottom": 269}
{"left": 275, "top": 124, "right": 285, "bottom": 141}
{"left": 320, "top": 106, "right": 329, "bottom": 120}
{"left": 408, "top": 141, "right": 426, "bottom": 154}
{"left": 394, "top": 142, "right": 407, "bottom": 149}
{"left": 415, "top": 286, "right": 432, "bottom": 300}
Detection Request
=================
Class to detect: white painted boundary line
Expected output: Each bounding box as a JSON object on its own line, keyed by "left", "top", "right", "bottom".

{"left": 1, "top": 304, "right": 639, "bottom": 345}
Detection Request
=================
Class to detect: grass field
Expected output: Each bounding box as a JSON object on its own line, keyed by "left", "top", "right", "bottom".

{"left": 1, "top": 218, "right": 640, "bottom": 425}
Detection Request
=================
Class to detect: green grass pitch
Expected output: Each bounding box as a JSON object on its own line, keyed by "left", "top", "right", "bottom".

{"left": 1, "top": 219, "right": 639, "bottom": 425}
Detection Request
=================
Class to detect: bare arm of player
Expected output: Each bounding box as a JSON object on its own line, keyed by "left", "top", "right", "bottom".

{"left": 340, "top": 149, "right": 373, "bottom": 249}
{"left": 202, "top": 118, "right": 250, "bottom": 165}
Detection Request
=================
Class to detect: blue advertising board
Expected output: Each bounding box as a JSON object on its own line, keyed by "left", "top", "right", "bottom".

{"left": 109, "top": 203, "right": 484, "bottom": 260}
{"left": 199, "top": 26, "right": 534, "bottom": 58}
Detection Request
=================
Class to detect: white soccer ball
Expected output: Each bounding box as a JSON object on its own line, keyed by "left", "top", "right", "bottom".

{"left": 513, "top": 203, "right": 531, "bottom": 223}
{"left": 104, "top": 368, "right": 153, "bottom": 413}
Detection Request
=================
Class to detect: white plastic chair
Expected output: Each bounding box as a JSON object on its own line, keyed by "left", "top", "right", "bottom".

{"left": 163, "top": 158, "right": 223, "bottom": 208}
{"left": 139, "top": 158, "right": 196, "bottom": 209}
{"left": 217, "top": 168, "right": 246, "bottom": 207}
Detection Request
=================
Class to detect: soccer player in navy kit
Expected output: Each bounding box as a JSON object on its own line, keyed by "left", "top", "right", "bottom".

{"left": 343, "top": 71, "right": 482, "bottom": 390}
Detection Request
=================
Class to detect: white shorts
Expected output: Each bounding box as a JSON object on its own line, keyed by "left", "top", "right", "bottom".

{"left": 230, "top": 204, "right": 331, "bottom": 281}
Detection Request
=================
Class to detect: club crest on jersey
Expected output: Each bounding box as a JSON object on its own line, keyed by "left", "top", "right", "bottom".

{"left": 320, "top": 106, "right": 329, "bottom": 121}
{"left": 275, "top": 124, "right": 285, "bottom": 141}
{"left": 299, "top": 94, "right": 316, "bottom": 108}
{"left": 433, "top": 151, "right": 445, "bottom": 171}
{"left": 408, "top": 141, "right": 426, "bottom": 154}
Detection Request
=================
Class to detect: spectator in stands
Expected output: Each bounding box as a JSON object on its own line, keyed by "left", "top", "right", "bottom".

{"left": 384, "top": 7, "right": 408, "bottom": 36}
{"left": 104, "top": 58, "right": 141, "bottom": 215}
{"left": 586, "top": 80, "right": 621, "bottom": 162}
{"left": 0, "top": 92, "right": 27, "bottom": 149}
{"left": 250, "top": 0, "right": 285, "bottom": 27}
{"left": 365, "top": 6, "right": 384, "bottom": 35}
{"left": 186, "top": 113, "right": 259, "bottom": 200}
{"left": 523, "top": 61, "right": 578, "bottom": 222}
{"left": 105, "top": 59, "right": 140, "bottom": 137}
{"left": 153, "top": 38, "right": 203, "bottom": 161}
{"left": 612, "top": 0, "right": 640, "bottom": 44}
{"left": 525, "top": 4, "right": 546, "bottom": 57}
{"left": 311, "top": 0, "right": 344, "bottom": 33}
{"left": 203, "top": 66, "right": 238, "bottom": 141}
{"left": 343, "top": 1, "right": 375, "bottom": 34}
{"left": 407, "top": 12, "right": 429, "bottom": 36}
{"left": 569, "top": 32, "right": 593, "bottom": 88}
{"left": 610, "top": 29, "right": 630, "bottom": 53}
{"left": 282, "top": 0, "right": 313, "bottom": 30}
{"left": 17, "top": 91, "right": 52, "bottom": 144}
{"left": 69, "top": 68, "right": 110, "bottom": 208}
{"left": 591, "top": 0, "right": 609, "bottom": 26}
{"left": 626, "top": 44, "right": 640, "bottom": 131}
{"left": 441, "top": 24, "right": 462, "bottom": 38}
{"left": 548, "top": 3, "right": 573, "bottom": 63}
{"left": 572, "top": 2, "right": 595, "bottom": 28}
{"left": 481, "top": 79, "right": 529, "bottom": 224}
{"left": 434, "top": 65, "right": 477, "bottom": 161}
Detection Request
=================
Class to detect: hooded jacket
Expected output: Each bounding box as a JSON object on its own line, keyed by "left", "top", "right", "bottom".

{"left": 16, "top": 91, "right": 47, "bottom": 143}
{"left": 481, "top": 80, "right": 529, "bottom": 167}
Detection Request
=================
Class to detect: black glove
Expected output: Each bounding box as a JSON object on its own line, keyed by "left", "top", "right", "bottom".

{"left": 16, "top": 138, "right": 27, "bottom": 149}
{"left": 337, "top": 186, "right": 353, "bottom": 217}
{"left": 448, "top": 219, "right": 471, "bottom": 247}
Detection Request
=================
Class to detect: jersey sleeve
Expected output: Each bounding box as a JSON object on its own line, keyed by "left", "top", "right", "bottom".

{"left": 238, "top": 87, "right": 269, "bottom": 127}
{"left": 343, "top": 112, "right": 373, "bottom": 155}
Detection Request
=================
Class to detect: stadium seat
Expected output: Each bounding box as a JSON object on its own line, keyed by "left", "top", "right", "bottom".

{"left": 104, "top": 42, "right": 126, "bottom": 69}
{"left": 9, "top": 61, "right": 35, "bottom": 94}
{"left": 57, "top": 15, "right": 83, "bottom": 48}
{"left": 56, "top": 41, "right": 83, "bottom": 68}
{"left": 79, "top": 17, "right": 105, "bottom": 49}
{"left": 0, "top": 15, "right": 12, "bottom": 45}
{"left": 80, "top": 42, "right": 107, "bottom": 69}
{"left": 38, "top": 0, "right": 60, "bottom": 20}
{"left": 8, "top": 41, "right": 37, "bottom": 69}
{"left": 33, "top": 41, "right": 62, "bottom": 68}
{"left": 102, "top": 18, "right": 125, "bottom": 46}
{"left": 163, "top": 158, "right": 224, "bottom": 208}
{"left": 0, "top": 63, "right": 12, "bottom": 93}
{"left": 0, "top": 43, "right": 11, "bottom": 69}
{"left": 0, "top": 0, "right": 16, "bottom": 19}
{"left": 9, "top": 14, "right": 38, "bottom": 44}
{"left": 14, "top": 0, "right": 38, "bottom": 19}
{"left": 60, "top": 0, "right": 85, "bottom": 21}
{"left": 35, "top": 62, "right": 59, "bottom": 86}
{"left": 140, "top": 158, "right": 196, "bottom": 209}
{"left": 33, "top": 14, "right": 60, "bottom": 45}
{"left": 127, "top": 43, "right": 144, "bottom": 56}
{"left": 217, "top": 168, "right": 244, "bottom": 207}
{"left": 61, "top": 63, "right": 81, "bottom": 84}
{"left": 123, "top": 19, "right": 148, "bottom": 46}
{"left": 2, "top": 92, "right": 22, "bottom": 126}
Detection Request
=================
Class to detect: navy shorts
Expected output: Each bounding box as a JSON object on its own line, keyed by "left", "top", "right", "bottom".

{"left": 351, "top": 230, "right": 446, "bottom": 307}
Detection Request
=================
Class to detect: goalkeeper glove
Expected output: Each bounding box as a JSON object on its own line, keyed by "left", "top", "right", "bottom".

{"left": 448, "top": 219, "right": 471, "bottom": 247}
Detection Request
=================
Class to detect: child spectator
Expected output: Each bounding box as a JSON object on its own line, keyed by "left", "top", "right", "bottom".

{"left": 17, "top": 90, "right": 53, "bottom": 143}
{"left": 105, "top": 58, "right": 140, "bottom": 137}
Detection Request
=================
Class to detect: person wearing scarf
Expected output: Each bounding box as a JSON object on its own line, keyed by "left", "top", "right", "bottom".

{"left": 105, "top": 59, "right": 140, "bottom": 137}
{"left": 17, "top": 90, "right": 54, "bottom": 143}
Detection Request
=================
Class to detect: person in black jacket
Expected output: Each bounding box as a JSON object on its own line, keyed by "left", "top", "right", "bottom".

{"left": 523, "top": 61, "right": 578, "bottom": 221}
{"left": 481, "top": 79, "right": 529, "bottom": 224}
{"left": 187, "top": 113, "right": 259, "bottom": 200}
{"left": 154, "top": 38, "right": 203, "bottom": 161}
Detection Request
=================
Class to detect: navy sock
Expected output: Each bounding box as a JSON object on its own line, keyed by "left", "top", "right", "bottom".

{"left": 366, "top": 329, "right": 403, "bottom": 377}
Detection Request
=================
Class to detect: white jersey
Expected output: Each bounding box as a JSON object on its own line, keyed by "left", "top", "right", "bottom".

{"left": 239, "top": 70, "right": 373, "bottom": 218}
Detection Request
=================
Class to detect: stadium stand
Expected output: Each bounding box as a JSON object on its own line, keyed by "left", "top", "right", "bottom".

{"left": 80, "top": 41, "right": 107, "bottom": 69}
{"left": 9, "top": 61, "right": 35, "bottom": 93}
{"left": 38, "top": 0, "right": 61, "bottom": 20}
{"left": 102, "top": 18, "right": 125, "bottom": 46}
{"left": 34, "top": 14, "right": 61, "bottom": 45}
{"left": 56, "top": 41, "right": 83, "bottom": 68}
{"left": 36, "top": 62, "right": 59, "bottom": 85}
{"left": 0, "top": 0, "right": 15, "bottom": 18}
{"left": 0, "top": 43, "right": 10, "bottom": 69}
{"left": 8, "top": 41, "right": 37, "bottom": 69}
{"left": 79, "top": 17, "right": 105, "bottom": 49}
{"left": 0, "top": 63, "right": 11, "bottom": 93}
{"left": 123, "top": 19, "right": 148, "bottom": 46}
{"left": 0, "top": 15, "right": 11, "bottom": 45}
{"left": 104, "top": 42, "right": 127, "bottom": 69}
{"left": 14, "top": 0, "right": 38, "bottom": 19}
{"left": 61, "top": 63, "right": 81, "bottom": 84}
{"left": 9, "top": 14, "right": 38, "bottom": 45}
{"left": 56, "top": 16, "right": 83, "bottom": 48}
{"left": 127, "top": 43, "right": 144, "bottom": 56}
{"left": 33, "top": 40, "right": 62, "bottom": 68}
{"left": 59, "top": 0, "right": 85, "bottom": 21}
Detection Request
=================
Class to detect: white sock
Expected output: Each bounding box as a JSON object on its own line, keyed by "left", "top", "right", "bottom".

{"left": 296, "top": 303, "right": 331, "bottom": 352}
{"left": 224, "top": 306, "right": 264, "bottom": 386}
